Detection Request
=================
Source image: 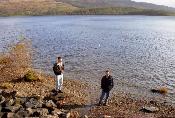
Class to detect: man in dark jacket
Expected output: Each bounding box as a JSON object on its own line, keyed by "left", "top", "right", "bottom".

{"left": 98, "top": 70, "right": 114, "bottom": 106}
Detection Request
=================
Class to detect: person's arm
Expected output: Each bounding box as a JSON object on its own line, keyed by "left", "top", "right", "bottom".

{"left": 101, "top": 76, "right": 105, "bottom": 89}
{"left": 109, "top": 76, "right": 114, "bottom": 90}
{"left": 62, "top": 64, "right": 64, "bottom": 71}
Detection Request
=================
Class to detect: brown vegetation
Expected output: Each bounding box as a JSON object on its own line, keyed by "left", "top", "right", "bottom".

{"left": 0, "top": 39, "right": 32, "bottom": 82}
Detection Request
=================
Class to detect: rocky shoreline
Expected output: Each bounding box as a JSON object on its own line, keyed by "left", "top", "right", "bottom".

{"left": 1, "top": 73, "right": 175, "bottom": 118}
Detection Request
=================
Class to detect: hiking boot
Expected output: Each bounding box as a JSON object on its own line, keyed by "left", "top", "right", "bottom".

{"left": 97, "top": 102, "right": 102, "bottom": 106}
{"left": 58, "top": 90, "right": 63, "bottom": 93}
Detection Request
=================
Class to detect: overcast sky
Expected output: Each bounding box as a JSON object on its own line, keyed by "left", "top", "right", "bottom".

{"left": 132, "top": 0, "right": 175, "bottom": 8}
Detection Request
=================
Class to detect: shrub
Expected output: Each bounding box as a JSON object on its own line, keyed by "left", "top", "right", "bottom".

{"left": 24, "top": 70, "right": 40, "bottom": 82}
{"left": 158, "top": 87, "right": 168, "bottom": 94}
{"left": 151, "top": 87, "right": 168, "bottom": 95}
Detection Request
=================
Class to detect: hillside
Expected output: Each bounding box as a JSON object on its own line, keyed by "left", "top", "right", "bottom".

{"left": 0, "top": 0, "right": 175, "bottom": 16}
{"left": 58, "top": 0, "right": 175, "bottom": 12}
{"left": 0, "top": 0, "right": 79, "bottom": 16}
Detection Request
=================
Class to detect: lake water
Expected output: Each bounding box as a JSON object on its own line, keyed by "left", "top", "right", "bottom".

{"left": 0, "top": 15, "right": 175, "bottom": 103}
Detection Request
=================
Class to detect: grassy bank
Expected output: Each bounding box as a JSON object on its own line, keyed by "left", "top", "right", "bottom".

{"left": 0, "top": 1, "right": 175, "bottom": 16}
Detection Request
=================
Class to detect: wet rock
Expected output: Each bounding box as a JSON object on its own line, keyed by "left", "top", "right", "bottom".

{"left": 45, "top": 100, "right": 57, "bottom": 108}
{"left": 140, "top": 106, "right": 159, "bottom": 113}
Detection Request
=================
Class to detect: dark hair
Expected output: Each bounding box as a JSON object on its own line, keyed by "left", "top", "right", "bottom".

{"left": 106, "top": 70, "right": 110, "bottom": 72}
{"left": 57, "top": 57, "right": 62, "bottom": 60}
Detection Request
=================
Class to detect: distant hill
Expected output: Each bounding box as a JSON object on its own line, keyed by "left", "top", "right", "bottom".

{"left": 57, "top": 0, "right": 175, "bottom": 12}
{"left": 0, "top": 0, "right": 78, "bottom": 16}
{"left": 0, "top": 0, "right": 175, "bottom": 16}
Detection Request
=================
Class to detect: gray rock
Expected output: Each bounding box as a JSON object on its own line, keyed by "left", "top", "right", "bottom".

{"left": 26, "top": 108, "right": 34, "bottom": 116}
{"left": 16, "top": 108, "right": 29, "bottom": 117}
{"left": 25, "top": 98, "right": 42, "bottom": 108}
{"left": 81, "top": 115, "right": 88, "bottom": 118}
{"left": 0, "top": 112, "right": 4, "bottom": 117}
{"left": 141, "top": 106, "right": 159, "bottom": 113}
{"left": 1, "top": 104, "right": 21, "bottom": 113}
{"left": 45, "top": 100, "right": 57, "bottom": 108}
{"left": 36, "top": 108, "right": 48, "bottom": 116}
{"left": 51, "top": 109, "right": 62, "bottom": 116}
{"left": 101, "top": 115, "right": 112, "bottom": 118}
{"left": 15, "top": 97, "right": 26, "bottom": 105}
{"left": 0, "top": 89, "right": 2, "bottom": 95}
{"left": 43, "top": 115, "right": 57, "bottom": 118}
{"left": 5, "top": 99, "right": 15, "bottom": 107}
{"left": 0, "top": 105, "right": 2, "bottom": 111}
{"left": 6, "top": 112, "right": 15, "bottom": 118}
{"left": 0, "top": 95, "right": 5, "bottom": 105}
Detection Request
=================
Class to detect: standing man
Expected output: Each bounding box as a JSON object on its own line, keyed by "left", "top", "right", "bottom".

{"left": 98, "top": 70, "right": 114, "bottom": 106}
{"left": 53, "top": 57, "right": 64, "bottom": 93}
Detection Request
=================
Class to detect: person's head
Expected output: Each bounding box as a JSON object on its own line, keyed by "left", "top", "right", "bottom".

{"left": 57, "top": 57, "right": 62, "bottom": 63}
{"left": 105, "top": 70, "right": 110, "bottom": 76}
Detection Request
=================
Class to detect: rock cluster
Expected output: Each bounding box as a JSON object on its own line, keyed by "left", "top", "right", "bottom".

{"left": 0, "top": 89, "right": 72, "bottom": 118}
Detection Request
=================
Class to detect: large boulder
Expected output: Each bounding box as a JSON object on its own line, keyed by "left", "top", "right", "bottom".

{"left": 25, "top": 98, "right": 42, "bottom": 108}
{"left": 140, "top": 106, "right": 159, "bottom": 113}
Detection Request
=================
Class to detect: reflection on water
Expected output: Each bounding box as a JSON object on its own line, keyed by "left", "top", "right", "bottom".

{"left": 0, "top": 16, "right": 175, "bottom": 103}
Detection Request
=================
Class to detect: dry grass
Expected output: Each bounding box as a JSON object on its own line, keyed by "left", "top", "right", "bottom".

{"left": 0, "top": 39, "right": 32, "bottom": 82}
{"left": 0, "top": 82, "right": 13, "bottom": 89}
{"left": 151, "top": 87, "right": 168, "bottom": 95}
{"left": 158, "top": 87, "right": 168, "bottom": 94}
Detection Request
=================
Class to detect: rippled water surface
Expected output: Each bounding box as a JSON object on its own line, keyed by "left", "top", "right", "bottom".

{"left": 0, "top": 16, "right": 175, "bottom": 103}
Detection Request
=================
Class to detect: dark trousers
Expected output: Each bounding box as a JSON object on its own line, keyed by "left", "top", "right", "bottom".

{"left": 99, "top": 89, "right": 110, "bottom": 104}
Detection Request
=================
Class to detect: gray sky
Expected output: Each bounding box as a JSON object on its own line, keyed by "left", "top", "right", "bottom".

{"left": 132, "top": 0, "right": 175, "bottom": 8}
